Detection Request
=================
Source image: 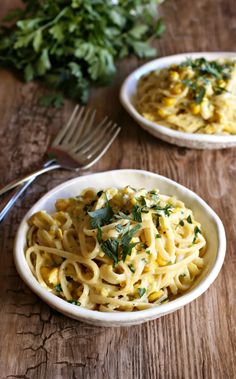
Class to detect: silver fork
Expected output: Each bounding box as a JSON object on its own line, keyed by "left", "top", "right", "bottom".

{"left": 0, "top": 105, "right": 121, "bottom": 197}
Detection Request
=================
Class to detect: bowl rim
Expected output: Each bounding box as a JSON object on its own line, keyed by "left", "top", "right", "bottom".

{"left": 120, "top": 51, "right": 236, "bottom": 144}
{"left": 14, "top": 169, "right": 226, "bottom": 323}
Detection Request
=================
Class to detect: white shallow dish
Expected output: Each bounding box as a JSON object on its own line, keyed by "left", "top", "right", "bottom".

{"left": 120, "top": 52, "right": 236, "bottom": 149}
{"left": 14, "top": 170, "right": 226, "bottom": 327}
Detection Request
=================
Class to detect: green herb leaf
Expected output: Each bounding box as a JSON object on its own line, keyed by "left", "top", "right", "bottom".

{"left": 115, "top": 211, "right": 131, "bottom": 221}
{"left": 55, "top": 284, "right": 62, "bottom": 292}
{"left": 101, "top": 238, "right": 119, "bottom": 265}
{"left": 121, "top": 224, "right": 141, "bottom": 261}
{"left": 195, "top": 86, "right": 206, "bottom": 104}
{"left": 155, "top": 234, "right": 161, "bottom": 239}
{"left": 88, "top": 205, "right": 113, "bottom": 228}
{"left": 152, "top": 204, "right": 173, "bottom": 216}
{"left": 155, "top": 18, "right": 166, "bottom": 38}
{"left": 0, "top": 0, "right": 165, "bottom": 104}
{"left": 179, "top": 220, "right": 184, "bottom": 226}
{"left": 193, "top": 226, "right": 202, "bottom": 243}
{"left": 187, "top": 215, "right": 192, "bottom": 224}
{"left": 68, "top": 300, "right": 81, "bottom": 306}
{"left": 97, "top": 225, "right": 102, "bottom": 244}
{"left": 38, "top": 93, "right": 64, "bottom": 108}
{"left": 132, "top": 205, "right": 142, "bottom": 222}
{"left": 128, "top": 264, "right": 135, "bottom": 273}
{"left": 138, "top": 288, "right": 146, "bottom": 297}
{"left": 115, "top": 224, "right": 123, "bottom": 233}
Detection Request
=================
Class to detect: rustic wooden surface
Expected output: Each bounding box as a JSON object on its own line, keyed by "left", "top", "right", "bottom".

{"left": 0, "top": 1, "right": 236, "bottom": 378}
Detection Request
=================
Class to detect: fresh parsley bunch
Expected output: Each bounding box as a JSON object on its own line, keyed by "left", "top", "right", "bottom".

{"left": 0, "top": 0, "right": 165, "bottom": 104}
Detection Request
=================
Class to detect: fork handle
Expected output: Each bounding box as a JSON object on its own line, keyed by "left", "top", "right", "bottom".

{"left": 0, "top": 161, "right": 55, "bottom": 222}
{"left": 0, "top": 163, "right": 61, "bottom": 197}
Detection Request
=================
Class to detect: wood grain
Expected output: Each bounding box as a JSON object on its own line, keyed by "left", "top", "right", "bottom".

{"left": 0, "top": 1, "right": 236, "bottom": 378}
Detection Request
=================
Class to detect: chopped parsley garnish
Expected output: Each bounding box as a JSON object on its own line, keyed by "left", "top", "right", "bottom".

{"left": 114, "top": 211, "right": 131, "bottom": 221}
{"left": 97, "top": 225, "right": 102, "bottom": 244}
{"left": 101, "top": 238, "right": 119, "bottom": 265}
{"left": 138, "top": 288, "right": 146, "bottom": 297}
{"left": 68, "top": 300, "right": 81, "bottom": 306}
{"left": 121, "top": 224, "right": 141, "bottom": 261}
{"left": 115, "top": 224, "right": 123, "bottom": 233}
{"left": 151, "top": 204, "right": 173, "bottom": 216}
{"left": 155, "top": 234, "right": 161, "bottom": 239}
{"left": 187, "top": 215, "right": 192, "bottom": 224}
{"left": 97, "top": 190, "right": 103, "bottom": 197}
{"left": 55, "top": 284, "right": 62, "bottom": 292}
{"left": 139, "top": 196, "right": 147, "bottom": 206}
{"left": 128, "top": 264, "right": 135, "bottom": 273}
{"left": 193, "top": 226, "right": 202, "bottom": 243}
{"left": 132, "top": 205, "right": 143, "bottom": 222}
{"left": 150, "top": 190, "right": 159, "bottom": 201}
{"left": 160, "top": 297, "right": 168, "bottom": 304}
{"left": 195, "top": 86, "right": 206, "bottom": 104}
{"left": 88, "top": 204, "right": 113, "bottom": 228}
{"left": 146, "top": 249, "right": 151, "bottom": 254}
{"left": 179, "top": 220, "right": 184, "bottom": 226}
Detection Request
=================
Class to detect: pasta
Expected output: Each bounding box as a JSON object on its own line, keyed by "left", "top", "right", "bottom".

{"left": 135, "top": 57, "right": 236, "bottom": 134}
{"left": 25, "top": 186, "right": 206, "bottom": 312}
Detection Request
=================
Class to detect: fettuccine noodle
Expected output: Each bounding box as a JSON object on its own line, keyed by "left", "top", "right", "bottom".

{"left": 25, "top": 186, "right": 206, "bottom": 312}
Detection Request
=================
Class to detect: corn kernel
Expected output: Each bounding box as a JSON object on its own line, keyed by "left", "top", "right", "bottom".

{"left": 218, "top": 79, "right": 226, "bottom": 88}
{"left": 212, "top": 111, "right": 222, "bottom": 123}
{"left": 41, "top": 267, "right": 51, "bottom": 281}
{"left": 170, "top": 83, "right": 183, "bottom": 95}
{"left": 131, "top": 197, "right": 137, "bottom": 205}
{"left": 120, "top": 281, "right": 126, "bottom": 288}
{"left": 158, "top": 108, "right": 168, "bottom": 118}
{"left": 189, "top": 103, "right": 200, "bottom": 115}
{"left": 56, "top": 228, "right": 63, "bottom": 240}
{"left": 148, "top": 290, "right": 164, "bottom": 302}
{"left": 143, "top": 266, "right": 150, "bottom": 273}
{"left": 162, "top": 97, "right": 175, "bottom": 107}
{"left": 48, "top": 267, "right": 60, "bottom": 285}
{"left": 157, "top": 256, "right": 167, "bottom": 266}
{"left": 169, "top": 70, "right": 179, "bottom": 81}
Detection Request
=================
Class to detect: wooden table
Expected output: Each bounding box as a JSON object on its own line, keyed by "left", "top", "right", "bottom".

{"left": 0, "top": 1, "right": 235, "bottom": 378}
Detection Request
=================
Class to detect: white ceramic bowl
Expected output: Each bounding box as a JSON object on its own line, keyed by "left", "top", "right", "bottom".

{"left": 120, "top": 52, "right": 236, "bottom": 149}
{"left": 14, "top": 170, "right": 226, "bottom": 327}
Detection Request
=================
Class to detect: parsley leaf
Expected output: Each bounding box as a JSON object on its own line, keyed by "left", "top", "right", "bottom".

{"left": 68, "top": 300, "right": 81, "bottom": 306}
{"left": 38, "top": 93, "right": 64, "bottom": 109}
{"left": 128, "top": 264, "right": 135, "bottom": 273}
{"left": 138, "top": 288, "right": 146, "bottom": 297}
{"left": 115, "top": 224, "right": 123, "bottom": 233}
{"left": 55, "top": 284, "right": 62, "bottom": 292}
{"left": 121, "top": 224, "right": 141, "bottom": 261}
{"left": 0, "top": 1, "right": 165, "bottom": 104}
{"left": 88, "top": 205, "right": 113, "bottom": 228}
{"left": 101, "top": 238, "right": 119, "bottom": 265}
{"left": 97, "top": 225, "right": 102, "bottom": 244}
{"left": 193, "top": 226, "right": 202, "bottom": 243}
{"left": 132, "top": 205, "right": 142, "bottom": 222}
{"left": 187, "top": 215, "right": 193, "bottom": 224}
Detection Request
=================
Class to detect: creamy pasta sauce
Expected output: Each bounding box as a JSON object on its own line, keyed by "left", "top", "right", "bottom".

{"left": 26, "top": 186, "right": 206, "bottom": 312}
{"left": 136, "top": 57, "right": 236, "bottom": 134}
